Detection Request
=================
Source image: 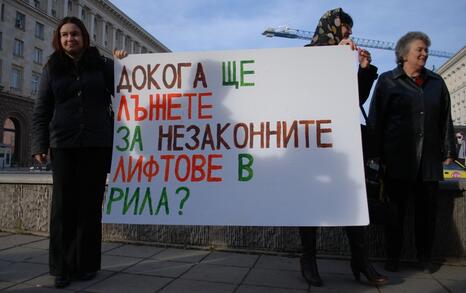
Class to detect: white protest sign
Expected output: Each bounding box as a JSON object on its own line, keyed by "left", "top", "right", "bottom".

{"left": 102, "top": 46, "right": 369, "bottom": 226}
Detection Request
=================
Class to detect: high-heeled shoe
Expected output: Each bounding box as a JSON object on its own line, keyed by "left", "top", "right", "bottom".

{"left": 300, "top": 256, "right": 323, "bottom": 287}
{"left": 351, "top": 260, "right": 388, "bottom": 286}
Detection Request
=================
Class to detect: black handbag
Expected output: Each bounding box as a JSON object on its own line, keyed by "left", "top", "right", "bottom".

{"left": 360, "top": 106, "right": 395, "bottom": 225}
{"left": 364, "top": 160, "right": 394, "bottom": 225}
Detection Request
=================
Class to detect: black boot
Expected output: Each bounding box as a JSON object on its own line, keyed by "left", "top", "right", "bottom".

{"left": 54, "top": 276, "right": 71, "bottom": 288}
{"left": 79, "top": 271, "right": 97, "bottom": 281}
{"left": 346, "top": 226, "right": 388, "bottom": 286}
{"left": 299, "top": 227, "right": 322, "bottom": 286}
{"left": 351, "top": 259, "right": 388, "bottom": 286}
{"left": 384, "top": 258, "right": 399, "bottom": 272}
{"left": 300, "top": 256, "right": 323, "bottom": 287}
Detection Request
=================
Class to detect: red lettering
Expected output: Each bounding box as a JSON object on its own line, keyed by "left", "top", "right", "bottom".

{"left": 191, "top": 154, "right": 207, "bottom": 182}
{"left": 316, "top": 120, "right": 333, "bottom": 148}
{"left": 207, "top": 154, "right": 223, "bottom": 182}
{"left": 174, "top": 154, "right": 190, "bottom": 182}
{"left": 167, "top": 93, "right": 182, "bottom": 120}
{"left": 160, "top": 154, "right": 174, "bottom": 182}
{"left": 198, "top": 92, "right": 213, "bottom": 119}
{"left": 131, "top": 94, "right": 148, "bottom": 121}
{"left": 117, "top": 95, "right": 130, "bottom": 121}
{"left": 112, "top": 156, "right": 126, "bottom": 182}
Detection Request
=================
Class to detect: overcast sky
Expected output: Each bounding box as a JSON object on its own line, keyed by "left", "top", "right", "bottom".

{"left": 110, "top": 0, "right": 465, "bottom": 77}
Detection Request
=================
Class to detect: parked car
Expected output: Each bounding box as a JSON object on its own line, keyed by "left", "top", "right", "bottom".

{"left": 29, "top": 162, "right": 52, "bottom": 172}
{"left": 443, "top": 160, "right": 466, "bottom": 179}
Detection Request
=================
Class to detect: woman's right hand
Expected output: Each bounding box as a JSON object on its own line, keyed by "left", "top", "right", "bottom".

{"left": 339, "top": 38, "right": 357, "bottom": 50}
{"left": 34, "top": 153, "right": 47, "bottom": 164}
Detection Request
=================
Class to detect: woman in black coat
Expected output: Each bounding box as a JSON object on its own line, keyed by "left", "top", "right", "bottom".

{"left": 31, "top": 16, "right": 126, "bottom": 288}
{"left": 298, "top": 8, "right": 388, "bottom": 287}
{"left": 368, "top": 31, "right": 456, "bottom": 273}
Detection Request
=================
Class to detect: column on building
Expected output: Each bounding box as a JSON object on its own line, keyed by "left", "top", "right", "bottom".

{"left": 121, "top": 33, "right": 126, "bottom": 51}
{"left": 89, "top": 12, "right": 95, "bottom": 42}
{"left": 112, "top": 26, "right": 117, "bottom": 50}
{"left": 130, "top": 39, "right": 134, "bottom": 54}
{"left": 101, "top": 19, "right": 107, "bottom": 48}
{"left": 63, "top": 0, "right": 69, "bottom": 17}
{"left": 77, "top": 2, "right": 83, "bottom": 20}
{"left": 47, "top": 0, "right": 52, "bottom": 15}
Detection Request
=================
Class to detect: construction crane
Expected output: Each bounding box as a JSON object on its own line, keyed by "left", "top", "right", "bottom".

{"left": 263, "top": 27, "right": 454, "bottom": 59}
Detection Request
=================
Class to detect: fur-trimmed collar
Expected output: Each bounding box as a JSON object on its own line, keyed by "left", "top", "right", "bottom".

{"left": 46, "top": 46, "right": 104, "bottom": 76}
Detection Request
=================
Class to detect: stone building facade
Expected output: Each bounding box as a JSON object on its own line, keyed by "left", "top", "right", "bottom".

{"left": 0, "top": 0, "right": 169, "bottom": 167}
{"left": 437, "top": 46, "right": 466, "bottom": 127}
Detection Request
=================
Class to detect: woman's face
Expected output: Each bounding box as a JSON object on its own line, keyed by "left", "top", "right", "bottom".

{"left": 60, "top": 23, "right": 84, "bottom": 56}
{"left": 457, "top": 133, "right": 464, "bottom": 144}
{"left": 404, "top": 39, "right": 428, "bottom": 70}
{"left": 341, "top": 23, "right": 352, "bottom": 39}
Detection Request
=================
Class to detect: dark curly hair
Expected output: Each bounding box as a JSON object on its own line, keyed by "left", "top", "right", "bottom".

{"left": 52, "top": 16, "right": 90, "bottom": 53}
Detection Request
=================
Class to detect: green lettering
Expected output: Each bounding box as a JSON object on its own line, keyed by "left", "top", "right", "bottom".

{"left": 116, "top": 126, "right": 130, "bottom": 151}
{"left": 240, "top": 60, "right": 255, "bottom": 87}
{"left": 123, "top": 187, "right": 140, "bottom": 215}
{"left": 222, "top": 61, "right": 239, "bottom": 89}
{"left": 139, "top": 187, "right": 154, "bottom": 215}
{"left": 106, "top": 187, "right": 125, "bottom": 214}
{"left": 130, "top": 126, "right": 143, "bottom": 151}
{"left": 238, "top": 153, "right": 254, "bottom": 181}
{"left": 155, "top": 187, "right": 170, "bottom": 215}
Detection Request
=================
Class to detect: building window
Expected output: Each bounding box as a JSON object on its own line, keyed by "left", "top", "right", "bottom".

{"left": 13, "top": 39, "right": 24, "bottom": 57}
{"left": 93, "top": 18, "right": 97, "bottom": 41}
{"left": 1, "top": 4, "right": 5, "bottom": 22}
{"left": 68, "top": 1, "right": 73, "bottom": 12}
{"left": 35, "top": 22, "right": 44, "bottom": 39}
{"left": 3, "top": 118, "right": 17, "bottom": 165}
{"left": 0, "top": 32, "right": 2, "bottom": 50}
{"left": 10, "top": 66, "right": 23, "bottom": 92}
{"left": 33, "top": 47, "right": 43, "bottom": 64}
{"left": 15, "top": 11, "right": 26, "bottom": 30}
{"left": 3, "top": 118, "right": 16, "bottom": 147}
{"left": 52, "top": 0, "right": 58, "bottom": 15}
{"left": 81, "top": 9, "right": 86, "bottom": 20}
{"left": 31, "top": 72, "right": 41, "bottom": 96}
{"left": 0, "top": 59, "right": 3, "bottom": 83}
{"left": 104, "top": 24, "right": 108, "bottom": 46}
{"left": 115, "top": 31, "right": 122, "bottom": 48}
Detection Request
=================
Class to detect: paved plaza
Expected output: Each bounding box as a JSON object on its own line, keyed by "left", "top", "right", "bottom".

{"left": 0, "top": 232, "right": 465, "bottom": 292}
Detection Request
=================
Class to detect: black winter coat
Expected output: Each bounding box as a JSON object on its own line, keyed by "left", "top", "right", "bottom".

{"left": 368, "top": 65, "right": 456, "bottom": 181}
{"left": 358, "top": 64, "right": 378, "bottom": 107}
{"left": 31, "top": 47, "right": 114, "bottom": 155}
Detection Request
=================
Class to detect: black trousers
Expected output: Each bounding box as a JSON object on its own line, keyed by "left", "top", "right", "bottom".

{"left": 299, "top": 226, "right": 368, "bottom": 265}
{"left": 49, "top": 148, "right": 110, "bottom": 276}
{"left": 383, "top": 179, "right": 438, "bottom": 261}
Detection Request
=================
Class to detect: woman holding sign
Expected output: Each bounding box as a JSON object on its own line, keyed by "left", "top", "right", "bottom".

{"left": 299, "top": 8, "right": 388, "bottom": 287}
{"left": 369, "top": 32, "right": 456, "bottom": 273}
{"left": 31, "top": 16, "right": 127, "bottom": 288}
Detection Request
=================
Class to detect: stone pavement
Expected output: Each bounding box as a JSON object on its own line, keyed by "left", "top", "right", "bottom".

{"left": 0, "top": 232, "right": 465, "bottom": 292}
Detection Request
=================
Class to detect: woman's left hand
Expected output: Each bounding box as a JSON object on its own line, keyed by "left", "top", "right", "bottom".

{"left": 443, "top": 158, "right": 454, "bottom": 165}
{"left": 113, "top": 49, "right": 128, "bottom": 59}
{"left": 358, "top": 48, "right": 372, "bottom": 68}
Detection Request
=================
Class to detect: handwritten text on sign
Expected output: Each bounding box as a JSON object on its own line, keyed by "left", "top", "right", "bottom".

{"left": 103, "top": 46, "right": 369, "bottom": 226}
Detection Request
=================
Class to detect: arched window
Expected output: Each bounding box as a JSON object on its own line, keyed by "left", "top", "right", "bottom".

{"left": 3, "top": 118, "right": 17, "bottom": 164}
